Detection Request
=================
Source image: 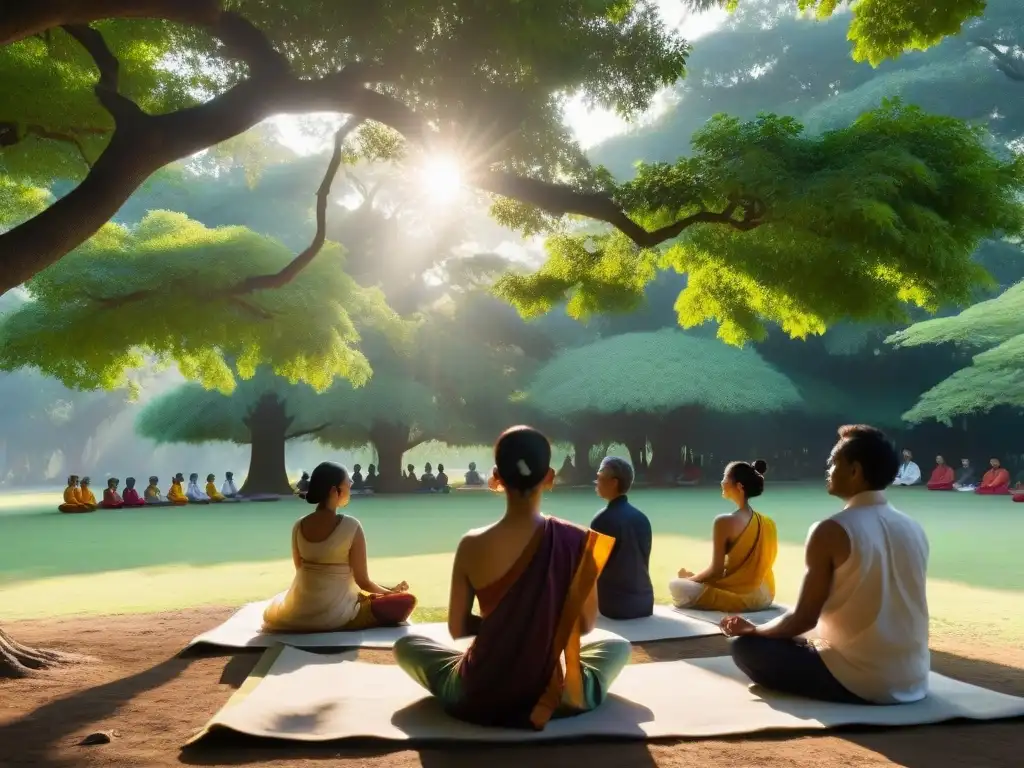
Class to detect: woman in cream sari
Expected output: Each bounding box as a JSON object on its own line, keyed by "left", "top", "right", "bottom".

{"left": 669, "top": 459, "right": 778, "bottom": 612}
{"left": 263, "top": 461, "right": 416, "bottom": 632}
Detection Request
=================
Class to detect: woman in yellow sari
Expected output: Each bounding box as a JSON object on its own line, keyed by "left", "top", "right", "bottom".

{"left": 669, "top": 459, "right": 777, "bottom": 612}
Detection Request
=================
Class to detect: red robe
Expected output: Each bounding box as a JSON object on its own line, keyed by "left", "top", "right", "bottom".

{"left": 122, "top": 488, "right": 145, "bottom": 507}
{"left": 927, "top": 465, "right": 955, "bottom": 491}
{"left": 101, "top": 489, "right": 124, "bottom": 509}
{"left": 976, "top": 468, "right": 1010, "bottom": 495}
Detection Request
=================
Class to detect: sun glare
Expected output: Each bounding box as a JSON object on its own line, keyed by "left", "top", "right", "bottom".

{"left": 419, "top": 155, "right": 463, "bottom": 202}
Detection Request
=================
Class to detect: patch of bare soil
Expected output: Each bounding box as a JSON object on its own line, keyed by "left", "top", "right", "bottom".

{"left": 1, "top": 608, "right": 1022, "bottom": 768}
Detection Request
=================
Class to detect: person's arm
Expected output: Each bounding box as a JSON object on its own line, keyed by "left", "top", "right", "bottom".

{"left": 448, "top": 537, "right": 482, "bottom": 638}
{"left": 578, "top": 581, "right": 599, "bottom": 635}
{"left": 291, "top": 524, "right": 302, "bottom": 570}
{"left": 689, "top": 516, "right": 730, "bottom": 583}
{"left": 349, "top": 526, "right": 395, "bottom": 595}
{"left": 746, "top": 520, "right": 847, "bottom": 639}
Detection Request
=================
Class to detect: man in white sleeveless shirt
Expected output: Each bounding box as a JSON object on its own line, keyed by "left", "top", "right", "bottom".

{"left": 721, "top": 424, "right": 930, "bottom": 705}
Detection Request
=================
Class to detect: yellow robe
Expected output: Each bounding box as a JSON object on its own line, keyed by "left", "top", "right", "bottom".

{"left": 206, "top": 482, "right": 225, "bottom": 502}
{"left": 145, "top": 484, "right": 162, "bottom": 501}
{"left": 59, "top": 485, "right": 90, "bottom": 513}
{"left": 692, "top": 511, "right": 778, "bottom": 612}
{"left": 78, "top": 487, "right": 98, "bottom": 510}
{"left": 167, "top": 481, "right": 189, "bottom": 504}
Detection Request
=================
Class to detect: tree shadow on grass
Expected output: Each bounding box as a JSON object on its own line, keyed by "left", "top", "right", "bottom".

{"left": 0, "top": 655, "right": 194, "bottom": 768}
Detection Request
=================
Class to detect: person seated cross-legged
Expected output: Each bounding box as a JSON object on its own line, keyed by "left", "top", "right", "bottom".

{"left": 721, "top": 424, "right": 929, "bottom": 706}
{"left": 590, "top": 456, "right": 654, "bottom": 620}
{"left": 263, "top": 462, "right": 416, "bottom": 633}
{"left": 670, "top": 460, "right": 777, "bottom": 613}
{"left": 392, "top": 426, "right": 632, "bottom": 730}
{"left": 976, "top": 458, "right": 1011, "bottom": 495}
{"left": 891, "top": 449, "right": 921, "bottom": 486}
{"left": 926, "top": 455, "right": 955, "bottom": 491}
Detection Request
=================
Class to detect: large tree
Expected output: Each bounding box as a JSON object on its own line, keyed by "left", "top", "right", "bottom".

{"left": 0, "top": 1, "right": 1012, "bottom": 343}
{"left": 524, "top": 328, "right": 802, "bottom": 479}
{"left": 889, "top": 281, "right": 1024, "bottom": 423}
{"left": 0, "top": 208, "right": 401, "bottom": 392}
{"left": 135, "top": 369, "right": 329, "bottom": 495}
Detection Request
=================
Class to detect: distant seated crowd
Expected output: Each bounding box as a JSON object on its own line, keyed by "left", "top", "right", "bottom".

{"left": 261, "top": 421, "right": 933, "bottom": 729}
{"left": 890, "top": 450, "right": 1024, "bottom": 501}
{"left": 58, "top": 472, "right": 243, "bottom": 512}
{"left": 293, "top": 461, "right": 491, "bottom": 497}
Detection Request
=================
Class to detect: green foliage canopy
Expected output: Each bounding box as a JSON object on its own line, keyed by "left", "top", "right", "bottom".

{"left": 0, "top": 211, "right": 402, "bottom": 393}
{"left": 497, "top": 102, "right": 1024, "bottom": 345}
{"left": 890, "top": 281, "right": 1024, "bottom": 422}
{"left": 525, "top": 328, "right": 802, "bottom": 418}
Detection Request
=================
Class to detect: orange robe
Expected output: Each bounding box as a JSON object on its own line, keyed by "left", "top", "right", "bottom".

{"left": 78, "top": 487, "right": 98, "bottom": 510}
{"left": 58, "top": 486, "right": 91, "bottom": 514}
{"left": 927, "top": 465, "right": 955, "bottom": 491}
{"left": 167, "top": 481, "right": 189, "bottom": 505}
{"left": 976, "top": 468, "right": 1010, "bottom": 495}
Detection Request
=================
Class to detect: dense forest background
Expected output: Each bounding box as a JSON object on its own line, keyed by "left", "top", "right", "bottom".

{"left": 2, "top": 2, "right": 1022, "bottom": 492}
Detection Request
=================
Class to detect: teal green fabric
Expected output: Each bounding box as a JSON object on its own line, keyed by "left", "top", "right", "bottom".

{"left": 392, "top": 635, "right": 632, "bottom": 715}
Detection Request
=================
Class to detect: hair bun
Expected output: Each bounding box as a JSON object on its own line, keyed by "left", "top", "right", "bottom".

{"left": 752, "top": 459, "right": 768, "bottom": 475}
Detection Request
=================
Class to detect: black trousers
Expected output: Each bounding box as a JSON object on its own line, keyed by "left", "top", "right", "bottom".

{"left": 729, "top": 635, "right": 871, "bottom": 704}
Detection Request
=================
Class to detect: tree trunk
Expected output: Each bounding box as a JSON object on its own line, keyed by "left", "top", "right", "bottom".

{"left": 370, "top": 422, "right": 412, "bottom": 493}
{"left": 238, "top": 394, "right": 294, "bottom": 496}
{"left": 572, "top": 438, "right": 592, "bottom": 483}
{"left": 0, "top": 626, "right": 75, "bottom": 679}
{"left": 649, "top": 432, "right": 683, "bottom": 486}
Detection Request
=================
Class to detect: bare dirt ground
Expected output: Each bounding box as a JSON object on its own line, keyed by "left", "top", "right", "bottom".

{"left": 1, "top": 608, "right": 1022, "bottom": 768}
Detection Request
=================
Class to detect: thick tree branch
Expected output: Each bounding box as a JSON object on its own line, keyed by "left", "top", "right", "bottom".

{"left": 286, "top": 423, "right": 331, "bottom": 441}
{"left": 227, "top": 118, "right": 365, "bottom": 295}
{"left": 0, "top": 5, "right": 759, "bottom": 295}
{"left": 0, "top": 0, "right": 223, "bottom": 46}
{"left": 973, "top": 38, "right": 1024, "bottom": 82}
{"left": 61, "top": 24, "right": 144, "bottom": 125}
{"left": 474, "top": 172, "right": 764, "bottom": 247}
{"left": 210, "top": 11, "right": 291, "bottom": 80}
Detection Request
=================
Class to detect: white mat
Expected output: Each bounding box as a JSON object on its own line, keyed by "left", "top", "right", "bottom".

{"left": 191, "top": 646, "right": 1024, "bottom": 744}
{"left": 186, "top": 599, "right": 630, "bottom": 651}
{"left": 595, "top": 604, "right": 722, "bottom": 642}
{"left": 673, "top": 604, "right": 789, "bottom": 628}
{"left": 185, "top": 599, "right": 451, "bottom": 650}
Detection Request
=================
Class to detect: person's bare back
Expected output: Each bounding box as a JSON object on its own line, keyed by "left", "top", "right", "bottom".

{"left": 460, "top": 514, "right": 546, "bottom": 590}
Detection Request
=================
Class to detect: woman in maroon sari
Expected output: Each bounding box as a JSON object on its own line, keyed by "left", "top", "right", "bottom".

{"left": 393, "top": 426, "right": 631, "bottom": 730}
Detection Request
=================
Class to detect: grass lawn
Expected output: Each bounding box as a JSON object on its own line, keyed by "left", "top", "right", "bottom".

{"left": 1, "top": 484, "right": 1021, "bottom": 643}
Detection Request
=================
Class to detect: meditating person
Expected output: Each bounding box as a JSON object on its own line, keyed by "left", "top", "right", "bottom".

{"left": 670, "top": 460, "right": 778, "bottom": 612}
{"left": 122, "top": 477, "right": 146, "bottom": 507}
{"left": 926, "top": 455, "right": 955, "bottom": 491}
{"left": 721, "top": 424, "right": 930, "bottom": 705}
{"left": 420, "top": 462, "right": 437, "bottom": 491}
{"left": 590, "top": 456, "right": 653, "bottom": 620}
{"left": 976, "top": 458, "right": 1011, "bottom": 495}
{"left": 294, "top": 471, "right": 310, "bottom": 498}
{"left": 186, "top": 473, "right": 210, "bottom": 503}
{"left": 392, "top": 426, "right": 631, "bottom": 730}
{"left": 78, "top": 477, "right": 98, "bottom": 510}
{"left": 891, "top": 449, "right": 921, "bottom": 486}
{"left": 205, "top": 474, "right": 226, "bottom": 502}
{"left": 351, "top": 464, "right": 364, "bottom": 491}
{"left": 405, "top": 464, "right": 419, "bottom": 489}
{"left": 365, "top": 464, "right": 378, "bottom": 491}
{"left": 221, "top": 471, "right": 240, "bottom": 498}
{"left": 953, "top": 458, "right": 976, "bottom": 491}
{"left": 464, "top": 461, "right": 484, "bottom": 486}
{"left": 101, "top": 478, "right": 124, "bottom": 509}
{"left": 58, "top": 475, "right": 91, "bottom": 513}
{"left": 435, "top": 463, "right": 450, "bottom": 492}
{"left": 144, "top": 476, "right": 166, "bottom": 504}
{"left": 262, "top": 461, "right": 416, "bottom": 633}
{"left": 167, "top": 473, "right": 189, "bottom": 505}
